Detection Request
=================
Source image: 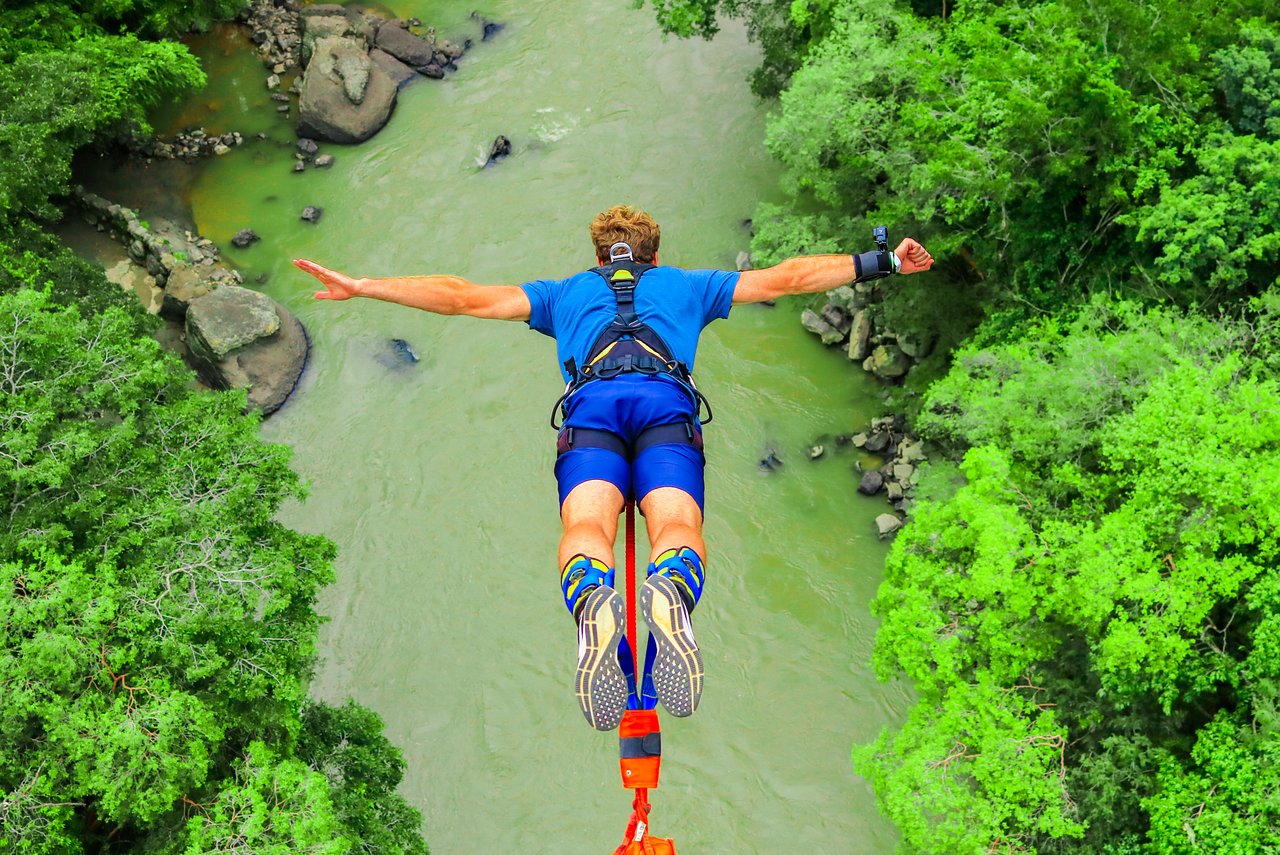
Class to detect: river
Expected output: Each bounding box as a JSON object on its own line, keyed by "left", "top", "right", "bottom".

{"left": 136, "top": 2, "right": 910, "bottom": 851}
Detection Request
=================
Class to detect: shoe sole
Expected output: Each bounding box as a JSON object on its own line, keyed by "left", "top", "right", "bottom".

{"left": 640, "top": 575, "right": 703, "bottom": 717}
{"left": 574, "top": 586, "right": 628, "bottom": 732}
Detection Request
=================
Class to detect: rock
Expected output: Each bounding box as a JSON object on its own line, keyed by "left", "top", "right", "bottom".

{"left": 808, "top": 445, "right": 824, "bottom": 460}
{"left": 301, "top": 14, "right": 368, "bottom": 65}
{"left": 886, "top": 481, "right": 904, "bottom": 501}
{"left": 213, "top": 143, "right": 231, "bottom": 155}
{"left": 893, "top": 462, "right": 916, "bottom": 485}
{"left": 862, "top": 343, "right": 911, "bottom": 379}
{"left": 472, "top": 12, "right": 504, "bottom": 40}
{"left": 185, "top": 286, "right": 308, "bottom": 415}
{"left": 875, "top": 513, "right": 903, "bottom": 538}
{"left": 297, "top": 137, "right": 319, "bottom": 156}
{"left": 314, "top": 153, "right": 335, "bottom": 167}
{"left": 863, "top": 430, "right": 890, "bottom": 453}
{"left": 820, "top": 302, "right": 851, "bottom": 335}
{"left": 369, "top": 47, "right": 418, "bottom": 89}
{"left": 376, "top": 20, "right": 435, "bottom": 67}
{"left": 857, "top": 470, "right": 884, "bottom": 496}
{"left": 485, "top": 134, "right": 512, "bottom": 166}
{"left": 758, "top": 450, "right": 783, "bottom": 472}
{"left": 391, "top": 338, "right": 419, "bottom": 364}
{"left": 292, "top": 160, "right": 306, "bottom": 172}
{"left": 231, "top": 228, "right": 260, "bottom": 248}
{"left": 851, "top": 431, "right": 868, "bottom": 448}
{"left": 160, "top": 265, "right": 216, "bottom": 320}
{"left": 801, "top": 308, "right": 844, "bottom": 346}
{"left": 301, "top": 206, "right": 323, "bottom": 223}
{"left": 735, "top": 250, "right": 751, "bottom": 271}
{"left": 267, "top": 73, "right": 281, "bottom": 89}
{"left": 297, "top": 36, "right": 397, "bottom": 144}
{"left": 847, "top": 308, "right": 872, "bottom": 361}
{"left": 436, "top": 38, "right": 463, "bottom": 59}
{"left": 898, "top": 440, "right": 926, "bottom": 464}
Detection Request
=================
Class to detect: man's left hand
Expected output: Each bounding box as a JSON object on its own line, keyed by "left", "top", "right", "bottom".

{"left": 895, "top": 238, "right": 934, "bottom": 275}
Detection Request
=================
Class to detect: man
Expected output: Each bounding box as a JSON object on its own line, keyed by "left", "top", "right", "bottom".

{"left": 294, "top": 205, "right": 933, "bottom": 732}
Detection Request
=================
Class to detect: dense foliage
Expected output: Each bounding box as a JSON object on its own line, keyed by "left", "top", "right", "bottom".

{"left": 644, "top": 0, "right": 1280, "bottom": 850}
{"left": 0, "top": 289, "right": 426, "bottom": 853}
{"left": 0, "top": 2, "right": 428, "bottom": 852}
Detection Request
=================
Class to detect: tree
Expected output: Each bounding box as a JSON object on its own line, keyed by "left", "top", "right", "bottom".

{"left": 858, "top": 300, "right": 1280, "bottom": 850}
{"left": 0, "top": 290, "right": 426, "bottom": 853}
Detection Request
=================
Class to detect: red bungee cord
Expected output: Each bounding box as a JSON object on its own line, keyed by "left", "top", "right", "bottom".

{"left": 611, "top": 500, "right": 676, "bottom": 855}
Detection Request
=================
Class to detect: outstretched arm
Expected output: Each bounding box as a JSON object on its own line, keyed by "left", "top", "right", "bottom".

{"left": 732, "top": 238, "right": 933, "bottom": 305}
{"left": 293, "top": 258, "right": 532, "bottom": 321}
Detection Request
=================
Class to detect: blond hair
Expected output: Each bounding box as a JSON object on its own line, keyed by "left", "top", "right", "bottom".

{"left": 589, "top": 205, "right": 661, "bottom": 264}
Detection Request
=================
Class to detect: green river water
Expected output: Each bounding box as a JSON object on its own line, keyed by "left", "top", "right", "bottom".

{"left": 122, "top": 3, "right": 912, "bottom": 851}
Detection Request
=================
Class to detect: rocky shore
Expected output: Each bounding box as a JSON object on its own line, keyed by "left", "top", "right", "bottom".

{"left": 800, "top": 283, "right": 935, "bottom": 382}
{"left": 76, "top": 4, "right": 504, "bottom": 414}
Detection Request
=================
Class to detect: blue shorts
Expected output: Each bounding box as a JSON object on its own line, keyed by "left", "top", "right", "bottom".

{"left": 554, "top": 375, "right": 706, "bottom": 511}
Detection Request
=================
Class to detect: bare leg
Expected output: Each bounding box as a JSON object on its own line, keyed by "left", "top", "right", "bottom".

{"left": 637, "top": 486, "right": 705, "bottom": 717}
{"left": 639, "top": 486, "right": 705, "bottom": 563}
{"left": 559, "top": 479, "right": 625, "bottom": 569}
{"left": 559, "top": 479, "right": 629, "bottom": 731}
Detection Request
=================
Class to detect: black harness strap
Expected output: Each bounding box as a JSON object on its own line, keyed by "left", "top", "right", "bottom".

{"left": 550, "top": 245, "right": 714, "bottom": 428}
{"left": 557, "top": 421, "right": 703, "bottom": 460}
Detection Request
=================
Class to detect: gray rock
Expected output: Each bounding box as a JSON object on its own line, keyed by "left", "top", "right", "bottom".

{"left": 851, "top": 431, "right": 868, "bottom": 448}
{"left": 862, "top": 343, "right": 911, "bottom": 379}
{"left": 297, "top": 37, "right": 397, "bottom": 143}
{"left": 857, "top": 470, "right": 884, "bottom": 496}
{"left": 801, "top": 308, "right": 844, "bottom": 346}
{"left": 185, "top": 287, "right": 308, "bottom": 415}
{"left": 297, "top": 137, "right": 319, "bottom": 156}
{"left": 892, "top": 463, "right": 915, "bottom": 483}
{"left": 886, "top": 481, "right": 904, "bottom": 501}
{"left": 899, "top": 439, "right": 926, "bottom": 464}
{"left": 376, "top": 20, "right": 435, "bottom": 67}
{"left": 875, "top": 513, "right": 903, "bottom": 538}
{"left": 847, "top": 308, "right": 872, "bottom": 361}
{"left": 231, "top": 228, "right": 260, "bottom": 248}
{"left": 863, "top": 430, "right": 890, "bottom": 453}
{"left": 820, "top": 302, "right": 851, "bottom": 335}
{"left": 314, "top": 154, "right": 335, "bottom": 168}
{"left": 735, "top": 251, "right": 751, "bottom": 271}
{"left": 301, "top": 206, "right": 323, "bottom": 223}
{"left": 160, "top": 265, "right": 215, "bottom": 319}
{"left": 301, "top": 14, "right": 367, "bottom": 65}
{"left": 369, "top": 47, "right": 418, "bottom": 89}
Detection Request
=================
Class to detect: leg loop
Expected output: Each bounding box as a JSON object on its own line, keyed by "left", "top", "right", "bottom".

{"left": 561, "top": 554, "right": 616, "bottom": 621}
{"left": 646, "top": 547, "right": 704, "bottom": 613}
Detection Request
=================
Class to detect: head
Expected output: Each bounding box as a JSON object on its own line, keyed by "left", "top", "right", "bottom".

{"left": 590, "top": 205, "right": 661, "bottom": 264}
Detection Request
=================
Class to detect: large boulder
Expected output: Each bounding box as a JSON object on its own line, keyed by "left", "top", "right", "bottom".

{"left": 185, "top": 286, "right": 308, "bottom": 415}
{"left": 297, "top": 36, "right": 397, "bottom": 144}
{"left": 875, "top": 513, "right": 904, "bottom": 538}
{"left": 299, "top": 9, "right": 376, "bottom": 64}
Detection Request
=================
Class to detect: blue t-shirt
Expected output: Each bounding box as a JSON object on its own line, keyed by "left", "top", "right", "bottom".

{"left": 521, "top": 266, "right": 739, "bottom": 382}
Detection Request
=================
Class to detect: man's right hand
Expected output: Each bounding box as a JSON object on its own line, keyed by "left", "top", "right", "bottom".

{"left": 293, "top": 258, "right": 361, "bottom": 300}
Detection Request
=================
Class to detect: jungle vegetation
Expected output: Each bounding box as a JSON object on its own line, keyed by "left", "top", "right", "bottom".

{"left": 643, "top": 0, "right": 1280, "bottom": 849}
{"left": 0, "top": 1, "right": 427, "bottom": 852}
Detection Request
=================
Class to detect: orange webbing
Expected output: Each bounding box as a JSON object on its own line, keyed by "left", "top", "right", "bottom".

{"left": 619, "top": 709, "right": 661, "bottom": 789}
{"left": 611, "top": 790, "right": 676, "bottom": 855}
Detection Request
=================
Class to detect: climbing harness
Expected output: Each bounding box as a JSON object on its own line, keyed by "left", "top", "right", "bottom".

{"left": 550, "top": 242, "right": 713, "bottom": 430}
{"left": 611, "top": 500, "right": 677, "bottom": 855}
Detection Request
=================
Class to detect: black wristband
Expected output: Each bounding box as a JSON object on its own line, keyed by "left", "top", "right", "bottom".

{"left": 852, "top": 250, "right": 895, "bottom": 283}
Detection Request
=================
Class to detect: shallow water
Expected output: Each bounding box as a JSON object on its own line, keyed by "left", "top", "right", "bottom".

{"left": 140, "top": 3, "right": 910, "bottom": 851}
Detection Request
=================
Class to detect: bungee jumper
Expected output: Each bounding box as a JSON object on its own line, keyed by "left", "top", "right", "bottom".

{"left": 293, "top": 206, "right": 933, "bottom": 847}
